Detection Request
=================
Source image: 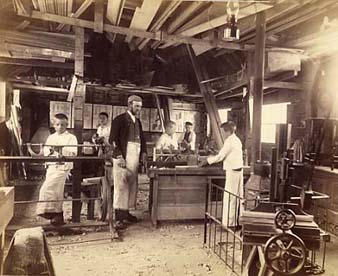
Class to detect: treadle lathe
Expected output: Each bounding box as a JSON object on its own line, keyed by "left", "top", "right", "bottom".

{"left": 241, "top": 124, "right": 330, "bottom": 276}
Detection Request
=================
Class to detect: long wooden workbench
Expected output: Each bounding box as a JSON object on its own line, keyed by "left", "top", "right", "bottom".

{"left": 148, "top": 166, "right": 250, "bottom": 227}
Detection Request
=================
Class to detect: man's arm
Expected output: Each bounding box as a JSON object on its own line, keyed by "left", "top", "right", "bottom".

{"left": 207, "top": 139, "right": 231, "bottom": 165}
{"left": 155, "top": 135, "right": 164, "bottom": 150}
{"left": 109, "top": 116, "right": 122, "bottom": 156}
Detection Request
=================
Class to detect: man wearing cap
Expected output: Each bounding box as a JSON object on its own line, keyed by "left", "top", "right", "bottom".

{"left": 199, "top": 121, "right": 243, "bottom": 230}
{"left": 109, "top": 95, "right": 147, "bottom": 229}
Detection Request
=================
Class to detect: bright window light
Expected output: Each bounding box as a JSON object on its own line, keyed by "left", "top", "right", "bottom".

{"left": 218, "top": 108, "right": 231, "bottom": 123}
{"left": 261, "top": 102, "right": 290, "bottom": 143}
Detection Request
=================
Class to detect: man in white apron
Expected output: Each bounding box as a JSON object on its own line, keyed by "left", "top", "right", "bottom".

{"left": 200, "top": 121, "right": 243, "bottom": 229}
{"left": 109, "top": 95, "right": 147, "bottom": 229}
{"left": 37, "top": 113, "right": 77, "bottom": 225}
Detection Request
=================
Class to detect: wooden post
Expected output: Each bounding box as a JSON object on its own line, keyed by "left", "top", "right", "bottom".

{"left": 251, "top": 11, "right": 266, "bottom": 164}
{"left": 72, "top": 27, "right": 85, "bottom": 223}
{"left": 0, "top": 82, "right": 7, "bottom": 122}
{"left": 187, "top": 45, "right": 224, "bottom": 149}
{"left": 154, "top": 94, "right": 165, "bottom": 132}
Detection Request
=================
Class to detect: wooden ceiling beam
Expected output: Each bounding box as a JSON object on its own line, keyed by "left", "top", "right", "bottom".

{"left": 3, "top": 43, "right": 74, "bottom": 59}
{"left": 125, "top": 0, "right": 162, "bottom": 43}
{"left": 18, "top": 10, "right": 252, "bottom": 51}
{"left": 56, "top": 0, "right": 93, "bottom": 32}
{"left": 0, "top": 57, "right": 74, "bottom": 69}
{"left": 106, "top": 0, "right": 125, "bottom": 43}
{"left": 166, "top": 2, "right": 205, "bottom": 35}
{"left": 94, "top": 0, "right": 104, "bottom": 33}
{"left": 137, "top": 0, "right": 182, "bottom": 50}
{"left": 159, "top": 3, "right": 272, "bottom": 50}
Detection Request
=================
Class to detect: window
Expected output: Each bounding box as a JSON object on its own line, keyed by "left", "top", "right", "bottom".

{"left": 218, "top": 108, "right": 231, "bottom": 123}
{"left": 261, "top": 102, "right": 290, "bottom": 143}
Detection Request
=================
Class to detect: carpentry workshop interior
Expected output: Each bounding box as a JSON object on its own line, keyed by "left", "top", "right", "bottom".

{"left": 2, "top": 0, "right": 338, "bottom": 275}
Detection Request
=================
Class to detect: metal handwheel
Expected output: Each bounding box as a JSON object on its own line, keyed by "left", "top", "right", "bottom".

{"left": 264, "top": 233, "right": 306, "bottom": 275}
{"left": 275, "top": 209, "right": 296, "bottom": 231}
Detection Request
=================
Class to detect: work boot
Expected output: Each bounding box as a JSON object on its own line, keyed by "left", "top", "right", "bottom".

{"left": 124, "top": 211, "right": 138, "bottom": 223}
{"left": 50, "top": 212, "right": 65, "bottom": 226}
{"left": 114, "top": 209, "right": 127, "bottom": 230}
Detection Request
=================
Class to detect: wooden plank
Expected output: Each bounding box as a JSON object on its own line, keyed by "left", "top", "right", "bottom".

{"left": 56, "top": 0, "right": 93, "bottom": 32}
{"left": 72, "top": 27, "right": 85, "bottom": 223}
{"left": 251, "top": 11, "right": 266, "bottom": 164}
{"left": 166, "top": 1, "right": 205, "bottom": 34}
{"left": 157, "top": 203, "right": 223, "bottom": 220}
{"left": 154, "top": 94, "right": 165, "bottom": 132}
{"left": 125, "top": 0, "right": 162, "bottom": 43}
{"left": 19, "top": 10, "right": 251, "bottom": 51}
{"left": 264, "top": 81, "right": 302, "bottom": 90}
{"left": 11, "top": 83, "right": 69, "bottom": 94}
{"left": 16, "top": 20, "right": 30, "bottom": 30}
{"left": 0, "top": 57, "right": 73, "bottom": 69}
{"left": 137, "top": 0, "right": 181, "bottom": 50}
{"left": 160, "top": 3, "right": 272, "bottom": 49}
{"left": 3, "top": 43, "right": 74, "bottom": 59}
{"left": 187, "top": 45, "right": 224, "bottom": 149}
{"left": 106, "top": 0, "right": 125, "bottom": 43}
{"left": 94, "top": 0, "right": 104, "bottom": 33}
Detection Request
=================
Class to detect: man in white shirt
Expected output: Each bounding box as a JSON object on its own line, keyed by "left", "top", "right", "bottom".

{"left": 200, "top": 121, "right": 243, "bottom": 229}
{"left": 156, "top": 121, "right": 178, "bottom": 152}
{"left": 180, "top": 121, "right": 196, "bottom": 152}
{"left": 37, "top": 113, "right": 78, "bottom": 225}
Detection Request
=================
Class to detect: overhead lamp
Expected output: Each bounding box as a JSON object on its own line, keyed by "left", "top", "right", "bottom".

{"left": 223, "top": 1, "right": 240, "bottom": 41}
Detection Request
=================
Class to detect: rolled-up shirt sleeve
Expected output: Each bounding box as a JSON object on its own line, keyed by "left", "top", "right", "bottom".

{"left": 207, "top": 139, "right": 231, "bottom": 165}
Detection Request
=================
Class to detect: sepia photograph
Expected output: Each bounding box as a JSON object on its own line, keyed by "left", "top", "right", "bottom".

{"left": 1, "top": 0, "right": 338, "bottom": 275}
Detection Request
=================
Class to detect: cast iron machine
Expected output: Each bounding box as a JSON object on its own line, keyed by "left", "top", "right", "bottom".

{"left": 241, "top": 124, "right": 330, "bottom": 276}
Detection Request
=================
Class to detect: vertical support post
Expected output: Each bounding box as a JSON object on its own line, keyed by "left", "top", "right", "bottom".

{"left": 251, "top": 11, "right": 266, "bottom": 164}
{"left": 187, "top": 45, "right": 224, "bottom": 149}
{"left": 163, "top": 96, "right": 173, "bottom": 122}
{"left": 154, "top": 94, "right": 165, "bottom": 132}
{"left": 72, "top": 27, "right": 85, "bottom": 223}
{"left": 0, "top": 81, "right": 10, "bottom": 122}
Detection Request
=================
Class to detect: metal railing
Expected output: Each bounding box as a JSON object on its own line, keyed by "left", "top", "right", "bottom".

{"left": 204, "top": 176, "right": 245, "bottom": 275}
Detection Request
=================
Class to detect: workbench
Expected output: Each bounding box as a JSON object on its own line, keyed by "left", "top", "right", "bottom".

{"left": 148, "top": 166, "right": 250, "bottom": 227}
{"left": 0, "top": 187, "right": 14, "bottom": 274}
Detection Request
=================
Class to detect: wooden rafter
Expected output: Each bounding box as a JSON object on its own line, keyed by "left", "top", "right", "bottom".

{"left": 125, "top": 0, "right": 162, "bottom": 43}
{"left": 17, "top": 10, "right": 252, "bottom": 51}
{"left": 160, "top": 3, "right": 272, "bottom": 49}
{"left": 94, "top": 0, "right": 104, "bottom": 33}
{"left": 136, "top": 0, "right": 182, "bottom": 50}
{"left": 106, "top": 0, "right": 125, "bottom": 43}
{"left": 187, "top": 45, "right": 224, "bottom": 149}
{"left": 56, "top": 0, "right": 93, "bottom": 32}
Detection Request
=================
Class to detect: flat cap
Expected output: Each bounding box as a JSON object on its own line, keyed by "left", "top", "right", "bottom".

{"left": 128, "top": 95, "right": 142, "bottom": 103}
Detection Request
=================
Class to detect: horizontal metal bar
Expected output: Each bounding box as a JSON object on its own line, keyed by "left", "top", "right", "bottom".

{"left": 23, "top": 143, "right": 107, "bottom": 148}
{"left": 15, "top": 197, "right": 102, "bottom": 204}
{"left": 209, "top": 182, "right": 245, "bottom": 199}
{"left": 0, "top": 156, "right": 105, "bottom": 162}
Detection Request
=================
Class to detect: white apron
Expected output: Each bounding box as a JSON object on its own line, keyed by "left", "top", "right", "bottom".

{"left": 36, "top": 165, "right": 69, "bottom": 215}
{"left": 113, "top": 142, "right": 140, "bottom": 210}
{"left": 222, "top": 170, "right": 244, "bottom": 227}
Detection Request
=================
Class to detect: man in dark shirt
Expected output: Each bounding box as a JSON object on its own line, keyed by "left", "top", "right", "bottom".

{"left": 109, "top": 95, "right": 147, "bottom": 229}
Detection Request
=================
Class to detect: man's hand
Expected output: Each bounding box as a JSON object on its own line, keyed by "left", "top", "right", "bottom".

{"left": 141, "top": 152, "right": 148, "bottom": 168}
{"left": 198, "top": 158, "right": 209, "bottom": 167}
{"left": 117, "top": 156, "right": 126, "bottom": 168}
